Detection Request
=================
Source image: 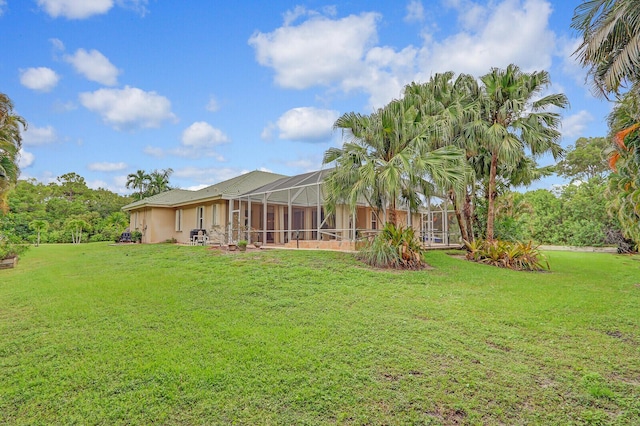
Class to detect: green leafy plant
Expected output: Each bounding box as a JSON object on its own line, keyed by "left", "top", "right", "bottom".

{"left": 237, "top": 240, "right": 248, "bottom": 252}
{"left": 131, "top": 230, "right": 142, "bottom": 243}
{"left": 357, "top": 223, "right": 426, "bottom": 269}
{"left": 464, "top": 239, "right": 549, "bottom": 271}
{"left": 0, "top": 235, "right": 28, "bottom": 260}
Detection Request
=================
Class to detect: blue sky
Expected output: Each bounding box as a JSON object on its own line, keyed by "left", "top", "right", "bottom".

{"left": 1, "top": 0, "right": 611, "bottom": 194}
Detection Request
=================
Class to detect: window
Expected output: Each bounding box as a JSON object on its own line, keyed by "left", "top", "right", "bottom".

{"left": 175, "top": 209, "right": 183, "bottom": 231}
{"left": 196, "top": 206, "right": 205, "bottom": 229}
{"left": 371, "top": 211, "right": 377, "bottom": 230}
{"left": 211, "top": 204, "right": 218, "bottom": 226}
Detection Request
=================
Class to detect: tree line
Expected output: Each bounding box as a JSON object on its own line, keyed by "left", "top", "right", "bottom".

{"left": 1, "top": 173, "right": 133, "bottom": 245}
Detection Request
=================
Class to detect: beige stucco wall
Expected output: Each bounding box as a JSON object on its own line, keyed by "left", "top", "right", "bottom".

{"left": 127, "top": 198, "right": 429, "bottom": 246}
{"left": 127, "top": 199, "right": 230, "bottom": 244}
{"left": 148, "top": 208, "right": 176, "bottom": 243}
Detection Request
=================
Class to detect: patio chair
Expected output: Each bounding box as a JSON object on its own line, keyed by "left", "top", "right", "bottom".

{"left": 196, "top": 230, "right": 205, "bottom": 246}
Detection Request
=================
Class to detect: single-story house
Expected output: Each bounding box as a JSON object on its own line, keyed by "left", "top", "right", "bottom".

{"left": 122, "top": 169, "right": 460, "bottom": 250}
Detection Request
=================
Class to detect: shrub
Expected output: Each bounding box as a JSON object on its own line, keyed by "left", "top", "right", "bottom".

{"left": 0, "top": 235, "right": 29, "bottom": 259}
{"left": 357, "top": 223, "right": 426, "bottom": 269}
{"left": 464, "top": 239, "right": 549, "bottom": 271}
{"left": 131, "top": 230, "right": 142, "bottom": 243}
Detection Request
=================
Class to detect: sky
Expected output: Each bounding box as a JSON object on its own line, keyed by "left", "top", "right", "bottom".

{"left": 1, "top": 0, "right": 612, "bottom": 194}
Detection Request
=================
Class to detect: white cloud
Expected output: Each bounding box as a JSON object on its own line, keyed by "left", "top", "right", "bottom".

{"left": 250, "top": 0, "right": 558, "bottom": 110}
{"left": 185, "top": 184, "right": 209, "bottom": 191}
{"left": 276, "top": 107, "right": 339, "bottom": 142}
{"left": 174, "top": 166, "right": 242, "bottom": 185}
{"left": 52, "top": 100, "right": 77, "bottom": 112}
{"left": 50, "top": 38, "right": 65, "bottom": 51}
{"left": 249, "top": 11, "right": 380, "bottom": 90}
{"left": 405, "top": 0, "right": 424, "bottom": 23}
{"left": 444, "top": 0, "right": 489, "bottom": 32}
{"left": 417, "top": 0, "right": 555, "bottom": 79}
{"left": 116, "top": 0, "right": 149, "bottom": 16}
{"left": 283, "top": 5, "right": 309, "bottom": 26}
{"left": 557, "top": 35, "right": 587, "bottom": 85}
{"left": 261, "top": 122, "right": 276, "bottom": 141}
{"left": 88, "top": 161, "right": 127, "bottom": 172}
{"left": 18, "top": 149, "right": 35, "bottom": 169}
{"left": 205, "top": 96, "right": 220, "bottom": 112}
{"left": 37, "top": 0, "right": 148, "bottom": 19}
{"left": 147, "top": 122, "right": 229, "bottom": 159}
{"left": 182, "top": 121, "right": 229, "bottom": 147}
{"left": 37, "top": 0, "right": 114, "bottom": 19}
{"left": 79, "top": 86, "right": 177, "bottom": 131}
{"left": 0, "top": 0, "right": 6, "bottom": 16}
{"left": 143, "top": 145, "right": 165, "bottom": 157}
{"left": 19, "top": 67, "right": 60, "bottom": 92}
{"left": 64, "top": 48, "right": 120, "bottom": 86}
{"left": 284, "top": 158, "right": 321, "bottom": 172}
{"left": 344, "top": 45, "right": 417, "bottom": 108}
{"left": 22, "top": 125, "right": 58, "bottom": 146}
{"left": 562, "top": 110, "right": 594, "bottom": 139}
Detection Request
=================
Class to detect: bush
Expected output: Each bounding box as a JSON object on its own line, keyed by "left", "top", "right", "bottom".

{"left": 494, "top": 216, "right": 527, "bottom": 242}
{"left": 357, "top": 223, "right": 426, "bottom": 269}
{"left": 464, "top": 239, "right": 549, "bottom": 271}
{"left": 0, "top": 235, "right": 29, "bottom": 259}
{"left": 131, "top": 230, "right": 142, "bottom": 243}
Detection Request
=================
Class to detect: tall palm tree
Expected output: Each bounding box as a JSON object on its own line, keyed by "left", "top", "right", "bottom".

{"left": 324, "top": 96, "right": 466, "bottom": 226}
{"left": 146, "top": 168, "right": 173, "bottom": 196}
{"left": 572, "top": 0, "right": 640, "bottom": 96}
{"left": 126, "top": 170, "right": 150, "bottom": 200}
{"left": 0, "top": 93, "right": 27, "bottom": 212}
{"left": 473, "top": 64, "right": 568, "bottom": 241}
{"left": 404, "top": 72, "right": 479, "bottom": 241}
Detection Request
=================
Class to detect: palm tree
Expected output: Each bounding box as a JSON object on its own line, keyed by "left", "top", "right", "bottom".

{"left": 324, "top": 96, "right": 466, "bottom": 226}
{"left": 126, "top": 170, "right": 150, "bottom": 200}
{"left": 572, "top": 0, "right": 640, "bottom": 96}
{"left": 473, "top": 64, "right": 568, "bottom": 241}
{"left": 29, "top": 219, "right": 49, "bottom": 247}
{"left": 65, "top": 218, "right": 89, "bottom": 244}
{"left": 404, "top": 72, "right": 479, "bottom": 241}
{"left": 0, "top": 93, "right": 27, "bottom": 212}
{"left": 146, "top": 168, "right": 173, "bottom": 196}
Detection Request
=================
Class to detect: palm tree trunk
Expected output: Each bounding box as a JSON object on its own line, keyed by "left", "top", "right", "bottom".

{"left": 388, "top": 209, "right": 397, "bottom": 225}
{"left": 486, "top": 152, "right": 498, "bottom": 241}
{"left": 388, "top": 198, "right": 397, "bottom": 225}
{"left": 448, "top": 190, "right": 469, "bottom": 242}
{"left": 464, "top": 190, "right": 475, "bottom": 242}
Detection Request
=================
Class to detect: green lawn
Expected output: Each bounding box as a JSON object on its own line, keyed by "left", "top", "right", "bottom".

{"left": 1, "top": 243, "right": 639, "bottom": 425}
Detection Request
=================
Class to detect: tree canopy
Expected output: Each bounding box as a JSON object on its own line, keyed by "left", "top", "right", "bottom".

{"left": 1, "top": 175, "right": 132, "bottom": 244}
{"left": 556, "top": 137, "right": 610, "bottom": 181}
{"left": 0, "top": 93, "right": 27, "bottom": 212}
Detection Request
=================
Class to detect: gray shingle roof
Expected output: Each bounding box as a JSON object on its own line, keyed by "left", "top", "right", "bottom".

{"left": 122, "top": 170, "right": 287, "bottom": 211}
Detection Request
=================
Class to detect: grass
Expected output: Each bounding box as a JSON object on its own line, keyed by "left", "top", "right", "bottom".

{"left": 0, "top": 243, "right": 639, "bottom": 425}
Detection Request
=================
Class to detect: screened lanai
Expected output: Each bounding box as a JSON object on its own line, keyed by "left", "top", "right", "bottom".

{"left": 228, "top": 169, "right": 462, "bottom": 249}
